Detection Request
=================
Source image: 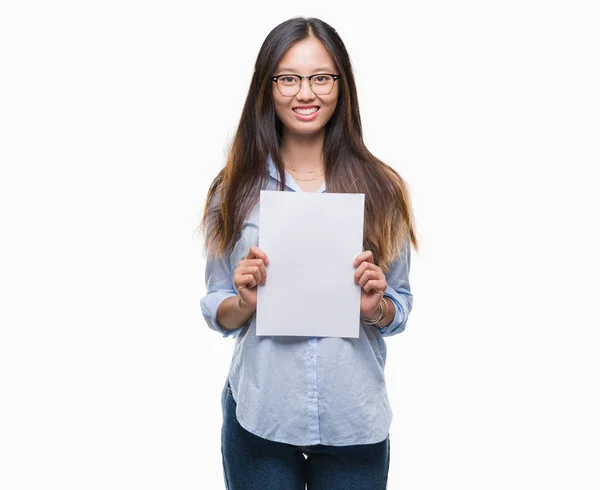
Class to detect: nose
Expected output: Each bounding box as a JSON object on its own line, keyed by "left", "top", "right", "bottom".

{"left": 296, "top": 77, "right": 316, "bottom": 101}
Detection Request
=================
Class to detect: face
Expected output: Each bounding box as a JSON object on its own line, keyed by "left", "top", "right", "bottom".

{"left": 272, "top": 36, "right": 340, "bottom": 136}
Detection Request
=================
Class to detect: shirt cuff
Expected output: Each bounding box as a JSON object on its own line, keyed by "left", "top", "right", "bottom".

{"left": 378, "top": 287, "right": 408, "bottom": 337}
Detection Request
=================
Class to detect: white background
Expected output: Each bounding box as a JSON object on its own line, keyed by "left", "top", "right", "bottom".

{"left": 1, "top": 1, "right": 599, "bottom": 489}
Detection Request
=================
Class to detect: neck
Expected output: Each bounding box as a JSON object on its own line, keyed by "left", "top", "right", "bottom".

{"left": 280, "top": 129, "right": 325, "bottom": 172}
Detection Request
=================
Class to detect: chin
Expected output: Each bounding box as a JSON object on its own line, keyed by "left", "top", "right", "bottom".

{"left": 292, "top": 127, "right": 324, "bottom": 137}
{"left": 287, "top": 120, "right": 328, "bottom": 134}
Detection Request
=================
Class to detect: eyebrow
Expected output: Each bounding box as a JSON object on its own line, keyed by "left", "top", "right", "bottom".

{"left": 276, "top": 67, "right": 336, "bottom": 74}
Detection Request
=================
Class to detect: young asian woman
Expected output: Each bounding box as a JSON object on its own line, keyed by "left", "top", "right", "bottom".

{"left": 199, "top": 16, "right": 418, "bottom": 490}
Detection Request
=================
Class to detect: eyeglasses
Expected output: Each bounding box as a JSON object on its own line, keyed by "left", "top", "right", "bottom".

{"left": 271, "top": 73, "right": 341, "bottom": 97}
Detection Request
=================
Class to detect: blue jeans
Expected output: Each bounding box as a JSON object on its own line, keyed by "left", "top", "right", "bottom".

{"left": 221, "top": 380, "right": 390, "bottom": 489}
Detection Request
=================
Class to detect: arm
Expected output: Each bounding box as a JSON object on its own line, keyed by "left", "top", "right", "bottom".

{"left": 377, "top": 242, "right": 414, "bottom": 337}
{"left": 200, "top": 248, "right": 255, "bottom": 339}
{"left": 217, "top": 295, "right": 256, "bottom": 332}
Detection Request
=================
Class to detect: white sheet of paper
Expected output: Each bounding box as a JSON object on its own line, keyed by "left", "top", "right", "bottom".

{"left": 256, "top": 190, "right": 365, "bottom": 338}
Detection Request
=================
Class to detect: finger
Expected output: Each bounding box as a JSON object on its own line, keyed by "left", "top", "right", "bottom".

{"left": 236, "top": 273, "right": 257, "bottom": 290}
{"left": 238, "top": 258, "right": 267, "bottom": 284}
{"left": 239, "top": 264, "right": 263, "bottom": 286}
{"left": 246, "top": 245, "right": 270, "bottom": 265}
{"left": 358, "top": 269, "right": 383, "bottom": 288}
{"left": 362, "top": 278, "right": 387, "bottom": 293}
{"left": 354, "top": 262, "right": 381, "bottom": 283}
{"left": 352, "top": 250, "right": 374, "bottom": 267}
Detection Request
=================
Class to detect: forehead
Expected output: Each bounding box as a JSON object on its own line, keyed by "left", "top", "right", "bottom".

{"left": 276, "top": 37, "right": 336, "bottom": 72}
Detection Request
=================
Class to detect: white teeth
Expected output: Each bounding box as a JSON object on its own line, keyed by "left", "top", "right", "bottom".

{"left": 293, "top": 107, "right": 319, "bottom": 115}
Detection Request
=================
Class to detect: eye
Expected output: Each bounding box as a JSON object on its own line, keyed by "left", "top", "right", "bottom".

{"left": 280, "top": 76, "right": 299, "bottom": 85}
{"left": 313, "top": 75, "right": 332, "bottom": 84}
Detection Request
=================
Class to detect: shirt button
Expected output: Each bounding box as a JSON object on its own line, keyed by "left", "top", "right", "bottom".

{"left": 309, "top": 352, "right": 315, "bottom": 359}
{"left": 308, "top": 391, "right": 316, "bottom": 398}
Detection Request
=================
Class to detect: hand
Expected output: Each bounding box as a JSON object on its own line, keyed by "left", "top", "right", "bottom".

{"left": 233, "top": 245, "right": 269, "bottom": 311}
{"left": 353, "top": 250, "right": 387, "bottom": 318}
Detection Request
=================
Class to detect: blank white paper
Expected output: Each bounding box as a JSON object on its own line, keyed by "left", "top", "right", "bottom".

{"left": 256, "top": 190, "right": 365, "bottom": 338}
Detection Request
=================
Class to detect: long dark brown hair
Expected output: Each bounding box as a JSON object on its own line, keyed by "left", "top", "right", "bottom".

{"left": 199, "top": 17, "right": 418, "bottom": 273}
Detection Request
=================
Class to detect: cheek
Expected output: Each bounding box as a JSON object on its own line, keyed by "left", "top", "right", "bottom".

{"left": 322, "top": 97, "right": 339, "bottom": 119}
{"left": 272, "top": 94, "right": 290, "bottom": 119}
{"left": 323, "top": 91, "right": 339, "bottom": 110}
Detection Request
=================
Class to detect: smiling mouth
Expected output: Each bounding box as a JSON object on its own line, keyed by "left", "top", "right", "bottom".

{"left": 292, "top": 107, "right": 320, "bottom": 115}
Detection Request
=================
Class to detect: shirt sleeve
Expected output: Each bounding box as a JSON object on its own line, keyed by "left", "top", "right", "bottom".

{"left": 200, "top": 250, "right": 254, "bottom": 339}
{"left": 378, "top": 241, "right": 414, "bottom": 337}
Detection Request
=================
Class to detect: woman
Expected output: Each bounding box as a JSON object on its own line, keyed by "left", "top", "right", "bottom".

{"left": 199, "top": 16, "right": 418, "bottom": 490}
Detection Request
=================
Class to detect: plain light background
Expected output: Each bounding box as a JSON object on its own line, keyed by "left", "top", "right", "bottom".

{"left": 1, "top": 1, "right": 599, "bottom": 489}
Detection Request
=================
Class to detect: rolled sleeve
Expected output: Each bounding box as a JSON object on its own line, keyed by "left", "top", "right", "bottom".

{"left": 378, "top": 242, "right": 414, "bottom": 337}
{"left": 200, "top": 251, "right": 252, "bottom": 339}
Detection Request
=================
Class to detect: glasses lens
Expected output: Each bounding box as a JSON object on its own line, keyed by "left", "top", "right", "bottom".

{"left": 277, "top": 75, "right": 300, "bottom": 96}
{"left": 311, "top": 75, "right": 334, "bottom": 95}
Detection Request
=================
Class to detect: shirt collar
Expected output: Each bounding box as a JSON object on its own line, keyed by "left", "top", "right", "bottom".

{"left": 267, "top": 153, "right": 281, "bottom": 183}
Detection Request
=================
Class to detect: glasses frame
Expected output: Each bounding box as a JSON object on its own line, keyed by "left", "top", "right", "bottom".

{"left": 271, "top": 73, "right": 341, "bottom": 97}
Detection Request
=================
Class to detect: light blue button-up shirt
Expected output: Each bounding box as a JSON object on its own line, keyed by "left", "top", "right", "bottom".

{"left": 200, "top": 154, "right": 413, "bottom": 446}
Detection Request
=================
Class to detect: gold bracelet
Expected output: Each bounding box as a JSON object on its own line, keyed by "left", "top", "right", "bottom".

{"left": 361, "top": 298, "right": 388, "bottom": 325}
